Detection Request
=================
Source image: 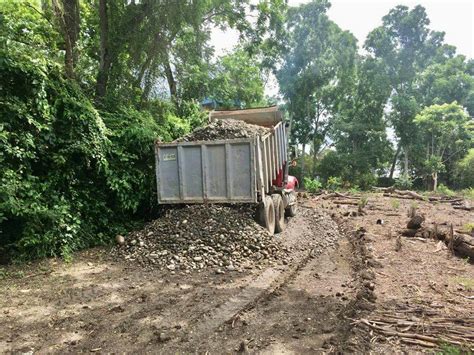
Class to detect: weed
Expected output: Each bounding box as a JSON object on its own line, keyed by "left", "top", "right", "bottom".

{"left": 463, "top": 223, "right": 474, "bottom": 233}
{"left": 303, "top": 177, "right": 322, "bottom": 193}
{"left": 358, "top": 195, "right": 368, "bottom": 209}
{"left": 348, "top": 185, "right": 361, "bottom": 193}
{"left": 461, "top": 188, "right": 474, "bottom": 201}
{"left": 0, "top": 268, "right": 24, "bottom": 280}
{"left": 437, "top": 342, "right": 472, "bottom": 355}
{"left": 327, "top": 176, "right": 343, "bottom": 191}
{"left": 453, "top": 276, "right": 474, "bottom": 290}
{"left": 437, "top": 184, "right": 455, "bottom": 197}
{"left": 391, "top": 199, "right": 400, "bottom": 210}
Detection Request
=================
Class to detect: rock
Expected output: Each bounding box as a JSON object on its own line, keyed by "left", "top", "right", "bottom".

{"left": 360, "top": 270, "right": 375, "bottom": 280}
{"left": 157, "top": 332, "right": 171, "bottom": 343}
{"left": 115, "top": 235, "right": 125, "bottom": 245}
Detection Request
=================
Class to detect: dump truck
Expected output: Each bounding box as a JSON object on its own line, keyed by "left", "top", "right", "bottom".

{"left": 154, "top": 106, "right": 299, "bottom": 235}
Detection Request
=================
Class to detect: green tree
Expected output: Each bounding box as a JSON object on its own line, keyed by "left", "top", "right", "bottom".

{"left": 210, "top": 49, "right": 265, "bottom": 108}
{"left": 414, "top": 102, "right": 472, "bottom": 190}
{"left": 417, "top": 55, "right": 474, "bottom": 116}
{"left": 365, "top": 5, "right": 449, "bottom": 178}
{"left": 277, "top": 0, "right": 357, "bottom": 181}
{"left": 331, "top": 56, "right": 393, "bottom": 189}
{"left": 455, "top": 149, "right": 474, "bottom": 188}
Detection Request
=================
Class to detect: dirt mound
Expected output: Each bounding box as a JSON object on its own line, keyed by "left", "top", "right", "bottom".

{"left": 176, "top": 119, "right": 270, "bottom": 142}
{"left": 113, "top": 204, "right": 289, "bottom": 272}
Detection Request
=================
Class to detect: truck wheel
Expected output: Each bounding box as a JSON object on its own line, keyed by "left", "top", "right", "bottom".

{"left": 286, "top": 203, "right": 297, "bottom": 217}
{"left": 272, "top": 194, "right": 286, "bottom": 233}
{"left": 258, "top": 195, "right": 275, "bottom": 236}
{"left": 285, "top": 191, "right": 298, "bottom": 217}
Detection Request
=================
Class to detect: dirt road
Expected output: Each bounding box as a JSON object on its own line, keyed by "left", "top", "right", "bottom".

{"left": 1, "top": 193, "right": 472, "bottom": 353}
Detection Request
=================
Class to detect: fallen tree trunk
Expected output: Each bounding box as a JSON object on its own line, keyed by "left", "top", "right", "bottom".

{"left": 376, "top": 187, "right": 425, "bottom": 200}
{"left": 334, "top": 200, "right": 360, "bottom": 206}
{"left": 401, "top": 225, "right": 474, "bottom": 260}
{"left": 453, "top": 205, "right": 473, "bottom": 211}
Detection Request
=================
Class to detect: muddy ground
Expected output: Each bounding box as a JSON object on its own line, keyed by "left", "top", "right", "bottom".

{"left": 0, "top": 193, "right": 473, "bottom": 353}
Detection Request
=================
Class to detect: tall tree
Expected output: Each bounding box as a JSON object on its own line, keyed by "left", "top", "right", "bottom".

{"left": 414, "top": 102, "right": 472, "bottom": 190}
{"left": 331, "top": 56, "right": 392, "bottom": 188}
{"left": 277, "top": 0, "right": 357, "bottom": 180}
{"left": 365, "top": 5, "right": 448, "bottom": 177}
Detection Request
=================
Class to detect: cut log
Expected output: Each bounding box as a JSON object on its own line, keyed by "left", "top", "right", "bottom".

{"left": 404, "top": 225, "right": 474, "bottom": 260}
{"left": 401, "top": 229, "right": 417, "bottom": 238}
{"left": 453, "top": 206, "right": 473, "bottom": 211}
{"left": 407, "top": 215, "right": 424, "bottom": 229}
{"left": 377, "top": 187, "right": 426, "bottom": 200}
{"left": 335, "top": 200, "right": 360, "bottom": 206}
{"left": 451, "top": 233, "right": 474, "bottom": 260}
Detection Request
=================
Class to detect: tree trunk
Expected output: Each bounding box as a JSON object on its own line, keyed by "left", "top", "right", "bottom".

{"left": 403, "top": 148, "right": 409, "bottom": 177}
{"left": 63, "top": 0, "right": 80, "bottom": 65}
{"left": 312, "top": 137, "right": 319, "bottom": 178}
{"left": 432, "top": 171, "right": 438, "bottom": 191}
{"left": 96, "top": 0, "right": 111, "bottom": 100}
{"left": 52, "top": 0, "right": 80, "bottom": 79}
{"left": 164, "top": 53, "right": 177, "bottom": 101}
{"left": 300, "top": 143, "right": 306, "bottom": 188}
{"left": 389, "top": 143, "right": 401, "bottom": 179}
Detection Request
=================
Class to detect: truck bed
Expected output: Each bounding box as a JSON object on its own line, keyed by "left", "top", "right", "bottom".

{"left": 155, "top": 121, "right": 287, "bottom": 204}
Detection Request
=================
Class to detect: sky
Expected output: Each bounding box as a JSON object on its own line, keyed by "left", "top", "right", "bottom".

{"left": 212, "top": 0, "right": 474, "bottom": 59}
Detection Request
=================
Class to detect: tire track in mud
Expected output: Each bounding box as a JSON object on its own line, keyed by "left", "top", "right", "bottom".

{"left": 156, "top": 206, "right": 340, "bottom": 353}
{"left": 185, "top": 207, "right": 376, "bottom": 354}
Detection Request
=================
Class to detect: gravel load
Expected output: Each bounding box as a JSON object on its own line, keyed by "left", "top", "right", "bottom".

{"left": 176, "top": 119, "right": 270, "bottom": 142}
{"left": 113, "top": 204, "right": 289, "bottom": 273}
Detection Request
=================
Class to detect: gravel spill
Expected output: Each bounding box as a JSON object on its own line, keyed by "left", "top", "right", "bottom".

{"left": 112, "top": 205, "right": 290, "bottom": 272}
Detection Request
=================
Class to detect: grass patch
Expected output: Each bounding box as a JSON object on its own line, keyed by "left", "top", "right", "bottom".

{"left": 463, "top": 223, "right": 474, "bottom": 234}
{"left": 437, "top": 342, "right": 473, "bottom": 355}
{"left": 461, "top": 188, "right": 474, "bottom": 201}
{"left": 391, "top": 199, "right": 400, "bottom": 210}
{"left": 452, "top": 276, "right": 474, "bottom": 291}
{"left": 0, "top": 268, "right": 25, "bottom": 280}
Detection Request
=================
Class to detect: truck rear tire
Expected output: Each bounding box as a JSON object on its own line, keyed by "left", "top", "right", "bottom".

{"left": 286, "top": 203, "right": 297, "bottom": 217}
{"left": 285, "top": 191, "right": 298, "bottom": 217}
{"left": 258, "top": 195, "right": 275, "bottom": 236}
{"left": 272, "top": 194, "right": 286, "bottom": 233}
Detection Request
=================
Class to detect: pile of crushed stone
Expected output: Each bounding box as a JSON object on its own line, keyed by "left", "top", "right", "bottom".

{"left": 176, "top": 119, "right": 270, "bottom": 142}
{"left": 112, "top": 204, "right": 290, "bottom": 273}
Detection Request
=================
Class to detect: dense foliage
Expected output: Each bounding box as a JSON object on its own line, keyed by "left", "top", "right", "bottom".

{"left": 0, "top": 0, "right": 276, "bottom": 261}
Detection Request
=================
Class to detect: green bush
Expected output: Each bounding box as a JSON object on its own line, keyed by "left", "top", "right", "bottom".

{"left": 436, "top": 183, "right": 455, "bottom": 197}
{"left": 326, "top": 176, "right": 343, "bottom": 191}
{"left": 394, "top": 176, "right": 413, "bottom": 190}
{"left": 0, "top": 37, "right": 194, "bottom": 261}
{"left": 0, "top": 47, "right": 112, "bottom": 260}
{"left": 455, "top": 149, "right": 474, "bottom": 189}
{"left": 303, "top": 177, "right": 322, "bottom": 193}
